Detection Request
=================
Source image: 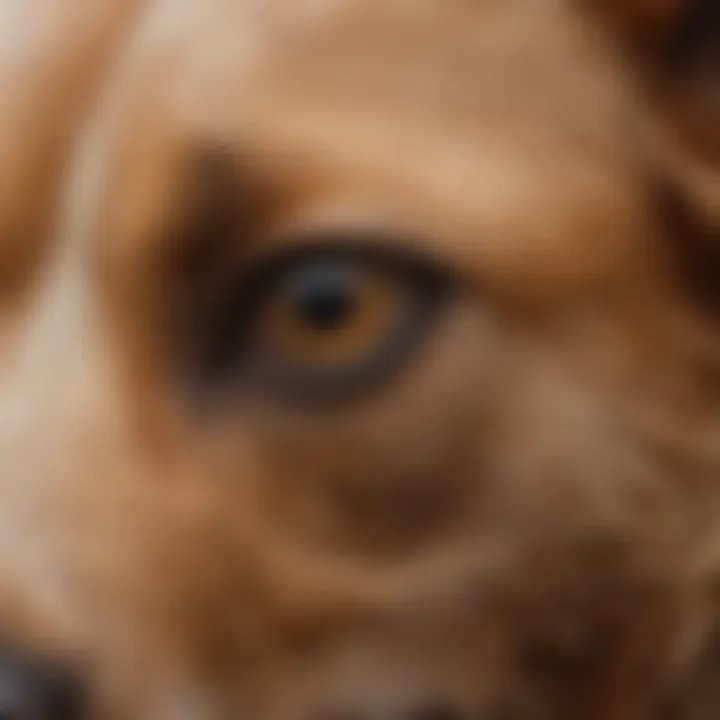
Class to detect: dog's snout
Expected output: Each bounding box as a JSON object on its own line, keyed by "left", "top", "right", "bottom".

{"left": 0, "top": 650, "right": 84, "bottom": 720}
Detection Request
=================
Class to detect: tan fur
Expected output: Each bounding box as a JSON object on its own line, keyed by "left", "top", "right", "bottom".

{"left": 0, "top": 0, "right": 718, "bottom": 717}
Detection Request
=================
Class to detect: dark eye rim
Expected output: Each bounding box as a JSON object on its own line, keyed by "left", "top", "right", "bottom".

{"left": 194, "top": 232, "right": 453, "bottom": 406}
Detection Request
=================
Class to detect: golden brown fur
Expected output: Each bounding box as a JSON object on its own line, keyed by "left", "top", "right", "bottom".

{"left": 0, "top": 0, "right": 718, "bottom": 717}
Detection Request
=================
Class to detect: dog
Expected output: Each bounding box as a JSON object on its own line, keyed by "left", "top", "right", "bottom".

{"left": 0, "top": 0, "right": 717, "bottom": 717}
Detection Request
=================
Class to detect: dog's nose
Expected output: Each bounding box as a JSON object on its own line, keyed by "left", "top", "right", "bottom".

{"left": 0, "top": 650, "right": 84, "bottom": 719}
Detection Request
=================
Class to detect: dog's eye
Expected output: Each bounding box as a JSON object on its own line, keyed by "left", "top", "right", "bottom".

{"left": 259, "top": 259, "right": 404, "bottom": 368}
{"left": 202, "top": 242, "right": 448, "bottom": 403}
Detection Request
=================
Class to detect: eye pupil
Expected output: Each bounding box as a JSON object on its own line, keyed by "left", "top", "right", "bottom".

{"left": 286, "top": 264, "right": 358, "bottom": 331}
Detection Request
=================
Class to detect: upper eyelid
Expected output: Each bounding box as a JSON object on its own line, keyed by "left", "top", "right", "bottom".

{"left": 226, "top": 231, "right": 457, "bottom": 294}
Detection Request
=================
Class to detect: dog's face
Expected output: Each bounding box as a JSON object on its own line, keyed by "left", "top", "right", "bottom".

{"left": 0, "top": 0, "right": 718, "bottom": 718}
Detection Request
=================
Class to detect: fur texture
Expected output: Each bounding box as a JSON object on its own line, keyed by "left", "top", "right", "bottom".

{"left": 0, "top": 1, "right": 717, "bottom": 717}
